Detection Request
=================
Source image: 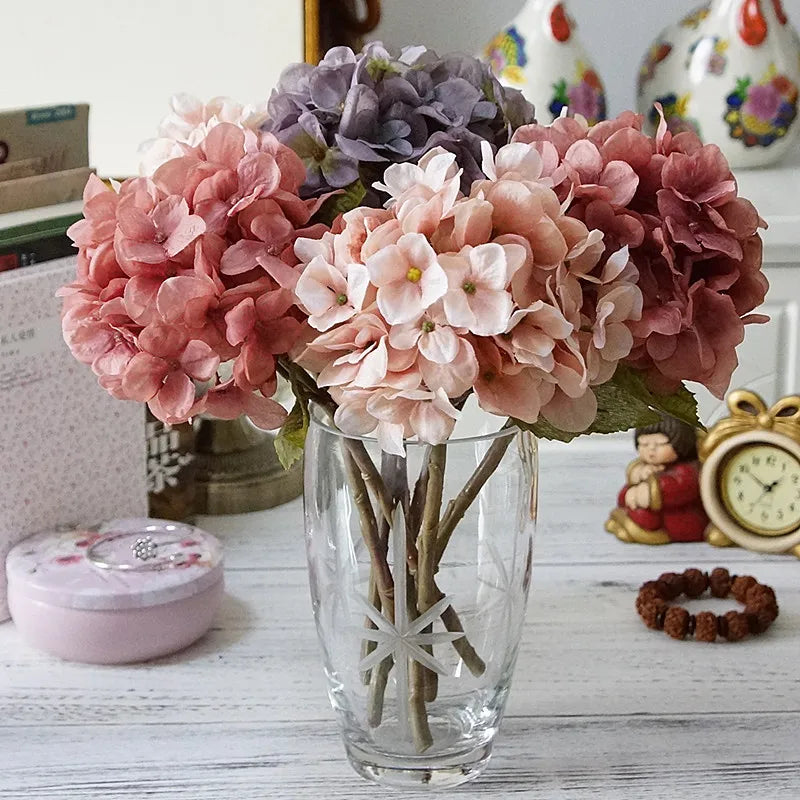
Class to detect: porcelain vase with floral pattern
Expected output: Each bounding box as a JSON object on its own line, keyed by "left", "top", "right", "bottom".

{"left": 483, "top": 0, "right": 607, "bottom": 125}
{"left": 637, "top": 0, "right": 800, "bottom": 168}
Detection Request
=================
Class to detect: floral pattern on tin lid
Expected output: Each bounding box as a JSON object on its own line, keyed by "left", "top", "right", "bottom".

{"left": 6, "top": 520, "right": 223, "bottom": 611}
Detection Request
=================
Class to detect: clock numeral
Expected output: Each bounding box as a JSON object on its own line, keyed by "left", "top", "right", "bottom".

{"left": 752, "top": 457, "right": 761, "bottom": 467}
{"left": 791, "top": 503, "right": 797, "bottom": 513}
{"left": 767, "top": 455, "right": 777, "bottom": 467}
{"left": 782, "top": 462, "right": 788, "bottom": 472}
{"left": 734, "top": 476, "right": 742, "bottom": 485}
{"left": 739, "top": 465, "right": 749, "bottom": 473}
{"left": 737, "top": 491, "right": 745, "bottom": 501}
{"left": 793, "top": 475, "right": 799, "bottom": 485}
{"left": 761, "top": 510, "right": 769, "bottom": 521}
{"left": 778, "top": 510, "right": 784, "bottom": 520}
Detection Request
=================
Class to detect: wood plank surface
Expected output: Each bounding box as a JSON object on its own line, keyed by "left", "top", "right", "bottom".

{"left": 1, "top": 442, "right": 798, "bottom": 798}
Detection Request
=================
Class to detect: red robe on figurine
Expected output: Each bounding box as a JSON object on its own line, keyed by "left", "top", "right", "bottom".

{"left": 616, "top": 460, "right": 708, "bottom": 542}
{"left": 606, "top": 417, "right": 709, "bottom": 545}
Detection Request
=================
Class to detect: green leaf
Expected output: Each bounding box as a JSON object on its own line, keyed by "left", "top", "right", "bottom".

{"left": 514, "top": 366, "right": 701, "bottom": 443}
{"left": 312, "top": 179, "right": 367, "bottom": 227}
{"left": 612, "top": 365, "right": 702, "bottom": 431}
{"left": 274, "top": 401, "right": 309, "bottom": 471}
{"left": 513, "top": 416, "right": 584, "bottom": 444}
{"left": 735, "top": 76, "right": 752, "bottom": 99}
{"left": 552, "top": 79, "right": 569, "bottom": 105}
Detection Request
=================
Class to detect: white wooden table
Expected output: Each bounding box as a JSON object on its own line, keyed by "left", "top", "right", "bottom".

{"left": 1, "top": 439, "right": 799, "bottom": 799}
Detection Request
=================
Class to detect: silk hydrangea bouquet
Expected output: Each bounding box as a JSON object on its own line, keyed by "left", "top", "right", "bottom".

{"left": 60, "top": 43, "right": 768, "bottom": 774}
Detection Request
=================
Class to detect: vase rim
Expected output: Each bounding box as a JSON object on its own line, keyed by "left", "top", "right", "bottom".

{"left": 308, "top": 401, "right": 520, "bottom": 447}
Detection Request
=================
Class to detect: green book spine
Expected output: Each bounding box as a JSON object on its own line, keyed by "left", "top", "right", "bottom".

{"left": 0, "top": 213, "right": 83, "bottom": 249}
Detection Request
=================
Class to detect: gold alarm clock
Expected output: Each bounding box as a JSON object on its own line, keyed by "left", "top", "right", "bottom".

{"left": 699, "top": 390, "right": 800, "bottom": 555}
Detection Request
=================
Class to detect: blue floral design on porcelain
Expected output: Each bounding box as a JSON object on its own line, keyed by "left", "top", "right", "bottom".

{"left": 549, "top": 62, "right": 607, "bottom": 124}
{"left": 648, "top": 93, "right": 703, "bottom": 137}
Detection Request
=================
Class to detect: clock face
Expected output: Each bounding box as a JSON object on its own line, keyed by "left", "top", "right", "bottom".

{"left": 721, "top": 444, "right": 800, "bottom": 535}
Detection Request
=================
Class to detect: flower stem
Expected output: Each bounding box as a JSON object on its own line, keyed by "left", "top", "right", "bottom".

{"left": 418, "top": 444, "right": 446, "bottom": 610}
{"left": 361, "top": 512, "right": 390, "bottom": 685}
{"left": 344, "top": 445, "right": 397, "bottom": 726}
{"left": 406, "top": 565, "right": 433, "bottom": 752}
{"left": 343, "top": 451, "right": 394, "bottom": 621}
{"left": 435, "top": 426, "right": 515, "bottom": 563}
{"left": 347, "top": 441, "right": 395, "bottom": 526}
{"left": 367, "top": 655, "right": 393, "bottom": 728}
{"left": 440, "top": 602, "right": 485, "bottom": 677}
{"left": 415, "top": 444, "right": 447, "bottom": 704}
{"left": 409, "top": 659, "right": 434, "bottom": 752}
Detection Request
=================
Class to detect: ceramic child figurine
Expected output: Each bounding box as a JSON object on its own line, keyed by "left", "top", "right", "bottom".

{"left": 483, "top": 0, "right": 607, "bottom": 125}
{"left": 606, "top": 417, "right": 710, "bottom": 545}
{"left": 637, "top": 0, "right": 800, "bottom": 168}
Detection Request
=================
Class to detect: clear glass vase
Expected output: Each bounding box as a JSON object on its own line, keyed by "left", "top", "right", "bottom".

{"left": 304, "top": 407, "right": 538, "bottom": 789}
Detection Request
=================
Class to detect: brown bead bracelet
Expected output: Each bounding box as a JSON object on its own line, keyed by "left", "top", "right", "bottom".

{"left": 636, "top": 568, "right": 779, "bottom": 642}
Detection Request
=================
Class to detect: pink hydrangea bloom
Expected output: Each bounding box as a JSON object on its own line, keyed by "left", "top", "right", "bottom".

{"left": 365, "top": 233, "right": 448, "bottom": 325}
{"left": 294, "top": 115, "right": 767, "bottom": 450}
{"left": 514, "top": 109, "right": 768, "bottom": 398}
{"left": 293, "top": 145, "right": 625, "bottom": 445}
{"left": 64, "top": 103, "right": 768, "bottom": 452}
{"left": 439, "top": 243, "right": 525, "bottom": 336}
{"left": 139, "top": 94, "right": 269, "bottom": 175}
{"left": 61, "top": 123, "right": 323, "bottom": 427}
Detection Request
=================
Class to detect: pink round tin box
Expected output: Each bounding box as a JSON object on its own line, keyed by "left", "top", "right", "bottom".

{"left": 6, "top": 518, "right": 224, "bottom": 664}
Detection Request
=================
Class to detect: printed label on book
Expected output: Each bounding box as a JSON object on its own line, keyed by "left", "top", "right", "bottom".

{"left": 0, "top": 315, "right": 63, "bottom": 392}
{"left": 25, "top": 106, "right": 77, "bottom": 126}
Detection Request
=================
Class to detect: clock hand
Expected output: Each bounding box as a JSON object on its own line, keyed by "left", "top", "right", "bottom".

{"left": 749, "top": 489, "right": 770, "bottom": 512}
{"left": 746, "top": 471, "right": 769, "bottom": 491}
{"left": 749, "top": 478, "right": 784, "bottom": 511}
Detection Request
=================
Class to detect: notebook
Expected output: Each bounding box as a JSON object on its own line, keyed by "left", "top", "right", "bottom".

{"left": 0, "top": 256, "right": 147, "bottom": 619}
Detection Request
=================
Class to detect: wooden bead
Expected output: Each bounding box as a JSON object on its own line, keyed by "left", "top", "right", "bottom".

{"left": 732, "top": 575, "right": 757, "bottom": 604}
{"left": 658, "top": 572, "right": 685, "bottom": 600}
{"left": 664, "top": 607, "right": 690, "bottom": 640}
{"left": 682, "top": 568, "right": 708, "bottom": 598}
{"left": 695, "top": 612, "right": 717, "bottom": 642}
{"left": 636, "top": 585, "right": 663, "bottom": 609}
{"left": 725, "top": 610, "right": 750, "bottom": 641}
{"left": 746, "top": 584, "right": 776, "bottom": 607}
{"left": 709, "top": 567, "right": 732, "bottom": 598}
{"left": 639, "top": 599, "right": 667, "bottom": 629}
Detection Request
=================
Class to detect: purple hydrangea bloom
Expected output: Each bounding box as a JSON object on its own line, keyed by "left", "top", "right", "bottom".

{"left": 263, "top": 42, "right": 536, "bottom": 202}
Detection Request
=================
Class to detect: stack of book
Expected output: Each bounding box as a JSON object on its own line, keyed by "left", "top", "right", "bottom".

{"left": 0, "top": 110, "right": 147, "bottom": 607}
{"left": 0, "top": 103, "right": 92, "bottom": 271}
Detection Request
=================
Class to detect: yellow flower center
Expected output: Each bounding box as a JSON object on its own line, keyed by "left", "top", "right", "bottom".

{"left": 335, "top": 293, "right": 348, "bottom": 306}
{"left": 406, "top": 267, "right": 423, "bottom": 283}
{"left": 422, "top": 320, "right": 435, "bottom": 333}
{"left": 462, "top": 281, "right": 477, "bottom": 295}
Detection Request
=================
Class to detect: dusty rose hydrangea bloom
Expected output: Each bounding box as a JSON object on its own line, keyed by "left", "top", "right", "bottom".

{"left": 62, "top": 123, "right": 324, "bottom": 428}
{"left": 513, "top": 108, "right": 768, "bottom": 397}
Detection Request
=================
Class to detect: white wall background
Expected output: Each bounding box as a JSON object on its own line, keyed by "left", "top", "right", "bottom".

{"left": 2, "top": 1, "right": 800, "bottom": 174}
{"left": 373, "top": 0, "right": 800, "bottom": 115}
{"left": 0, "top": 1, "right": 304, "bottom": 176}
